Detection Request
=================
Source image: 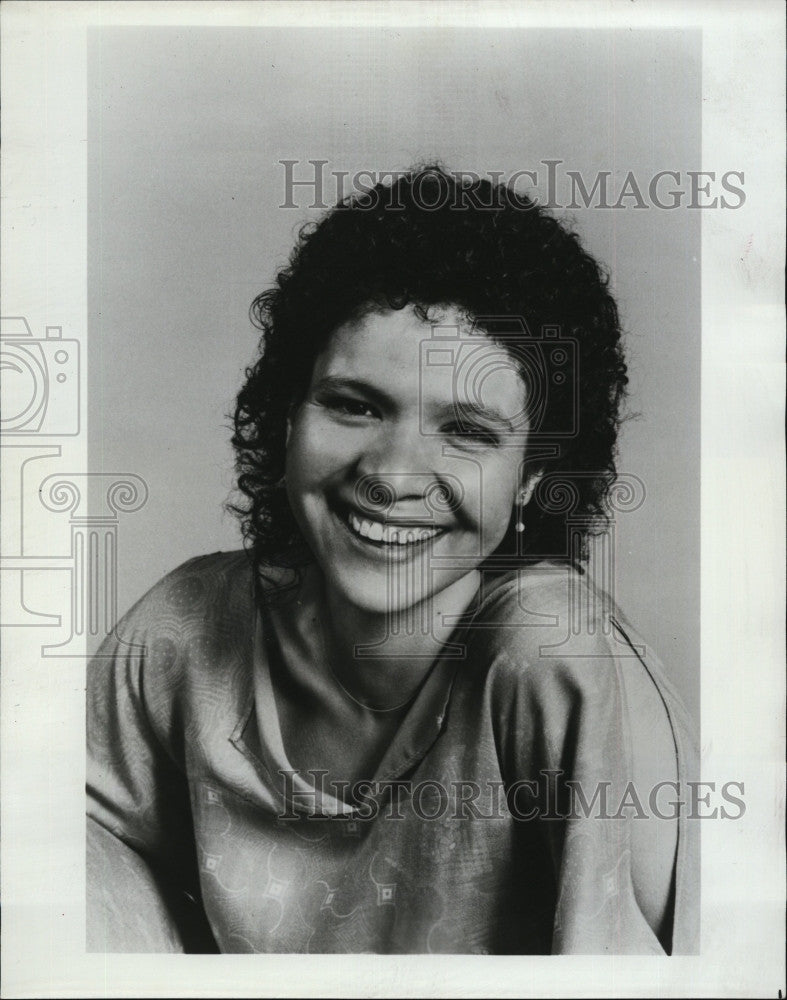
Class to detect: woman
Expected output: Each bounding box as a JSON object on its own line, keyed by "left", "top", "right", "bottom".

{"left": 87, "top": 167, "right": 698, "bottom": 955}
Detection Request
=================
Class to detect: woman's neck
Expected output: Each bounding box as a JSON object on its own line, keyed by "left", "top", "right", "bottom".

{"left": 319, "top": 568, "right": 481, "bottom": 712}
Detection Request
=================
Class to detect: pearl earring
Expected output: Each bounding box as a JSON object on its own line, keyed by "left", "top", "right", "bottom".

{"left": 515, "top": 490, "right": 527, "bottom": 533}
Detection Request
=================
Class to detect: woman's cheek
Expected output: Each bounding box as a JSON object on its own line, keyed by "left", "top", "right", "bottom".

{"left": 289, "top": 412, "right": 334, "bottom": 465}
{"left": 293, "top": 419, "right": 363, "bottom": 488}
{"left": 477, "top": 455, "right": 519, "bottom": 541}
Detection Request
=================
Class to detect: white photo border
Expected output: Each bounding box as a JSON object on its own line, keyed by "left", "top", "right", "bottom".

{"left": 1, "top": 1, "right": 784, "bottom": 997}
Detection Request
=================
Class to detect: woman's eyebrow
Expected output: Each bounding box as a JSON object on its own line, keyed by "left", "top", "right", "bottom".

{"left": 311, "top": 375, "right": 392, "bottom": 407}
{"left": 433, "top": 400, "right": 522, "bottom": 432}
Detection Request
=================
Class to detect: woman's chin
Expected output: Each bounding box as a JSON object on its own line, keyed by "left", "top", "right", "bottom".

{"left": 325, "top": 569, "right": 430, "bottom": 617}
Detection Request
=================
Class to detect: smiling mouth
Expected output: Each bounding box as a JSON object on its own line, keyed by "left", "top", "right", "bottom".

{"left": 343, "top": 508, "right": 444, "bottom": 548}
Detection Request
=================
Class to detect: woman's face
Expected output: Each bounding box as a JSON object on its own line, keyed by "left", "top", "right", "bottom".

{"left": 285, "top": 305, "right": 538, "bottom": 615}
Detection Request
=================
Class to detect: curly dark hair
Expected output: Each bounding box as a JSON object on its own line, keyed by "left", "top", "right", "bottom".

{"left": 231, "top": 166, "right": 628, "bottom": 572}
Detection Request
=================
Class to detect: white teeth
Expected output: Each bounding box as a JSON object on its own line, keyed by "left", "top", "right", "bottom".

{"left": 346, "top": 510, "right": 441, "bottom": 545}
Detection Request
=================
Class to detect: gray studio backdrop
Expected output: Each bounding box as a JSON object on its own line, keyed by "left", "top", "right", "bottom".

{"left": 88, "top": 27, "right": 700, "bottom": 721}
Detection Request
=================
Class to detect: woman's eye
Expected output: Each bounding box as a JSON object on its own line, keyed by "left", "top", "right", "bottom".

{"left": 444, "top": 423, "right": 500, "bottom": 447}
{"left": 323, "top": 395, "right": 378, "bottom": 418}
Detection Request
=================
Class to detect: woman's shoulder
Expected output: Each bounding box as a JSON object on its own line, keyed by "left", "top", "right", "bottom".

{"left": 148, "top": 548, "right": 252, "bottom": 598}
{"left": 102, "top": 549, "right": 311, "bottom": 674}
{"left": 469, "top": 561, "right": 621, "bottom": 663}
{"left": 90, "top": 551, "right": 258, "bottom": 729}
{"left": 102, "top": 549, "right": 254, "bottom": 653}
{"left": 466, "top": 561, "right": 695, "bottom": 735}
{"left": 476, "top": 559, "right": 612, "bottom": 614}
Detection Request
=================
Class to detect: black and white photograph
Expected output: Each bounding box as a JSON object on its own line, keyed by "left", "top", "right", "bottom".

{"left": 1, "top": 1, "right": 784, "bottom": 996}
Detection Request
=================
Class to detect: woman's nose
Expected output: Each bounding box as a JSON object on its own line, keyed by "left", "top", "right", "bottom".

{"left": 354, "top": 421, "right": 434, "bottom": 491}
{"left": 352, "top": 423, "right": 462, "bottom": 517}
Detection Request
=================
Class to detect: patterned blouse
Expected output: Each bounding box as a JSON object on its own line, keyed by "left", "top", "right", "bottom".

{"left": 87, "top": 550, "right": 699, "bottom": 954}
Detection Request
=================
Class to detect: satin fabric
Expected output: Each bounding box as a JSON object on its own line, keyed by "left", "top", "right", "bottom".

{"left": 87, "top": 550, "right": 699, "bottom": 954}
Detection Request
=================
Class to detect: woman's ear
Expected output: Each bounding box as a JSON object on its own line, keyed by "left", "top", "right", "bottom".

{"left": 519, "top": 468, "right": 544, "bottom": 506}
